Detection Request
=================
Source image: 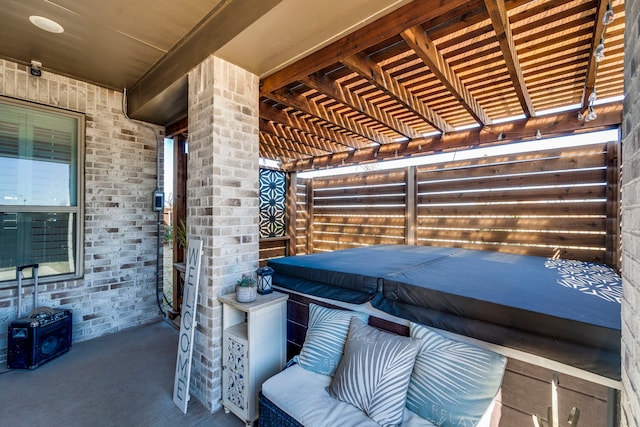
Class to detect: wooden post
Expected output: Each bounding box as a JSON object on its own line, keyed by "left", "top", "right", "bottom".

{"left": 307, "top": 179, "right": 314, "bottom": 254}
{"left": 286, "top": 172, "right": 298, "bottom": 256}
{"left": 171, "top": 134, "right": 188, "bottom": 318}
{"left": 406, "top": 166, "right": 417, "bottom": 246}
{"left": 605, "top": 139, "right": 620, "bottom": 271}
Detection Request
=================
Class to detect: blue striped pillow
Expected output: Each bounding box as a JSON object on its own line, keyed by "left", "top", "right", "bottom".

{"left": 297, "top": 304, "right": 369, "bottom": 376}
{"left": 407, "top": 322, "right": 507, "bottom": 427}
{"left": 328, "top": 318, "right": 418, "bottom": 427}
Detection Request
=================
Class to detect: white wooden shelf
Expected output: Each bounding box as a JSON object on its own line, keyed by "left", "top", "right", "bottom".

{"left": 219, "top": 291, "right": 288, "bottom": 426}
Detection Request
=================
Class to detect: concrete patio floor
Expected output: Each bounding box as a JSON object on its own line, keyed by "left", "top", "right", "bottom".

{"left": 0, "top": 320, "right": 245, "bottom": 427}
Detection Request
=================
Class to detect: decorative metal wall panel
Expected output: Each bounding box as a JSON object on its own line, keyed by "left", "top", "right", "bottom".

{"left": 259, "top": 169, "right": 286, "bottom": 238}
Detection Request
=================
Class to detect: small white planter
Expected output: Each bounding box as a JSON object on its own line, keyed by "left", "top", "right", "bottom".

{"left": 236, "top": 285, "right": 257, "bottom": 303}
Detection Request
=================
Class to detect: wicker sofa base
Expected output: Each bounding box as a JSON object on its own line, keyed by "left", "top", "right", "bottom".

{"left": 258, "top": 391, "right": 304, "bottom": 427}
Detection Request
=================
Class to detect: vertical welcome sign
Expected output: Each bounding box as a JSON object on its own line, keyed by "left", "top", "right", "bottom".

{"left": 173, "top": 238, "right": 203, "bottom": 413}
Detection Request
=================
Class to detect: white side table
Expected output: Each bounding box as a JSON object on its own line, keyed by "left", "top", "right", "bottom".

{"left": 219, "top": 291, "right": 288, "bottom": 426}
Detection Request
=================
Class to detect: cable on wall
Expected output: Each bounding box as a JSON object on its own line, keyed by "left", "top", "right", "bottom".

{"left": 122, "top": 88, "right": 168, "bottom": 316}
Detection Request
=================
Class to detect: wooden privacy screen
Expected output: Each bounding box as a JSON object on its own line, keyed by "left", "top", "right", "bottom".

{"left": 293, "top": 141, "right": 620, "bottom": 269}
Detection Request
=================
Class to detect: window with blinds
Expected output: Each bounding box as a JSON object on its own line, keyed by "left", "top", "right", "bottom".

{"left": 0, "top": 97, "right": 84, "bottom": 284}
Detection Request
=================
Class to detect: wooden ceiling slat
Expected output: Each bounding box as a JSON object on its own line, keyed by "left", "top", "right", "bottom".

{"left": 259, "top": 119, "right": 334, "bottom": 155}
{"left": 259, "top": 125, "right": 328, "bottom": 158}
{"left": 283, "top": 104, "right": 622, "bottom": 171}
{"left": 300, "top": 73, "right": 422, "bottom": 139}
{"left": 259, "top": 0, "right": 476, "bottom": 96}
{"left": 252, "top": 0, "right": 624, "bottom": 170}
{"left": 484, "top": 0, "right": 534, "bottom": 117}
{"left": 511, "top": 2, "right": 595, "bottom": 37}
{"left": 260, "top": 144, "right": 307, "bottom": 163}
{"left": 267, "top": 88, "right": 396, "bottom": 144}
{"left": 259, "top": 103, "right": 362, "bottom": 151}
{"left": 341, "top": 53, "right": 454, "bottom": 133}
{"left": 401, "top": 26, "right": 492, "bottom": 126}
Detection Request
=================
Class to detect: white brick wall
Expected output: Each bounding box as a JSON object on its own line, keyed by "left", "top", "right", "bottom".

{"left": 622, "top": 0, "right": 640, "bottom": 425}
{"left": 187, "top": 55, "right": 259, "bottom": 411}
{"left": 0, "top": 59, "right": 163, "bottom": 363}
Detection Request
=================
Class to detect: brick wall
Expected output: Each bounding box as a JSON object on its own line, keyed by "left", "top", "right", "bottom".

{"left": 0, "top": 59, "right": 163, "bottom": 364}
{"left": 187, "top": 55, "right": 259, "bottom": 410}
{"left": 622, "top": 0, "right": 640, "bottom": 425}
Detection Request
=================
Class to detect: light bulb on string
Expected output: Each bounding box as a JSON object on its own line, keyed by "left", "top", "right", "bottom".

{"left": 603, "top": 3, "right": 615, "bottom": 25}
{"left": 594, "top": 37, "right": 606, "bottom": 62}
{"left": 585, "top": 106, "right": 598, "bottom": 122}
{"left": 588, "top": 89, "right": 597, "bottom": 104}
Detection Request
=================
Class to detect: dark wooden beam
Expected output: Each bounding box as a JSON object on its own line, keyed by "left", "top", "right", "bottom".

{"left": 259, "top": 0, "right": 476, "bottom": 96}
{"left": 484, "top": 0, "right": 535, "bottom": 117}
{"left": 259, "top": 136, "right": 310, "bottom": 162}
{"left": 581, "top": 0, "right": 609, "bottom": 110}
{"left": 126, "top": 0, "right": 283, "bottom": 121}
{"left": 259, "top": 121, "right": 331, "bottom": 157}
{"left": 301, "top": 72, "right": 422, "bottom": 139}
{"left": 165, "top": 117, "right": 188, "bottom": 138}
{"left": 260, "top": 103, "right": 365, "bottom": 151}
{"left": 260, "top": 133, "right": 315, "bottom": 160}
{"left": 170, "top": 134, "right": 188, "bottom": 317}
{"left": 401, "top": 26, "right": 492, "bottom": 126}
{"left": 260, "top": 119, "right": 337, "bottom": 155}
{"left": 283, "top": 103, "right": 622, "bottom": 171}
{"left": 341, "top": 53, "right": 454, "bottom": 133}
{"left": 266, "top": 88, "right": 397, "bottom": 144}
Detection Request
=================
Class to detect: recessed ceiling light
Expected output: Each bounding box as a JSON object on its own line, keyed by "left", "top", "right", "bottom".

{"left": 29, "top": 16, "right": 64, "bottom": 34}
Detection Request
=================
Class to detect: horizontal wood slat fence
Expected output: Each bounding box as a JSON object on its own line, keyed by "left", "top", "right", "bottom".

{"left": 284, "top": 141, "right": 620, "bottom": 269}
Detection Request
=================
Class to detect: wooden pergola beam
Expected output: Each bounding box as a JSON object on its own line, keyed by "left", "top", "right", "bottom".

{"left": 266, "top": 88, "right": 397, "bottom": 145}
{"left": 301, "top": 73, "right": 422, "bottom": 139}
{"left": 283, "top": 103, "right": 622, "bottom": 171}
{"left": 401, "top": 26, "right": 492, "bottom": 126}
{"left": 260, "top": 119, "right": 333, "bottom": 156}
{"left": 581, "top": 0, "right": 610, "bottom": 110}
{"left": 259, "top": 131, "right": 321, "bottom": 159}
{"left": 340, "top": 53, "right": 454, "bottom": 134}
{"left": 259, "top": 103, "right": 365, "bottom": 151}
{"left": 484, "top": 0, "right": 535, "bottom": 117}
{"left": 259, "top": 0, "right": 477, "bottom": 96}
{"left": 259, "top": 141, "right": 308, "bottom": 163}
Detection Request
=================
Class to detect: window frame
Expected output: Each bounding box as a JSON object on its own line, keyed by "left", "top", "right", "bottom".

{"left": 0, "top": 96, "right": 85, "bottom": 286}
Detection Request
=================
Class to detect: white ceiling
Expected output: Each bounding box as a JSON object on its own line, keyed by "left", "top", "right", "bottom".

{"left": 0, "top": 0, "right": 412, "bottom": 124}
{"left": 217, "top": 0, "right": 412, "bottom": 78}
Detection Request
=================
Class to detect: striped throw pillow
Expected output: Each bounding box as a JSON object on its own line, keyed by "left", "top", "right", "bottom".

{"left": 297, "top": 304, "right": 369, "bottom": 376}
{"left": 328, "top": 318, "right": 418, "bottom": 427}
{"left": 406, "top": 322, "right": 507, "bottom": 427}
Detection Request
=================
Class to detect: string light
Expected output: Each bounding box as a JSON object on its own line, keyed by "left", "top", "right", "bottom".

{"left": 581, "top": 0, "right": 613, "bottom": 122}
{"left": 594, "top": 37, "right": 606, "bottom": 62}
{"left": 603, "top": 3, "right": 615, "bottom": 25}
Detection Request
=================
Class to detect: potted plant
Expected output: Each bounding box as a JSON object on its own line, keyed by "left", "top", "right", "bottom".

{"left": 236, "top": 275, "right": 257, "bottom": 303}
{"left": 175, "top": 219, "right": 188, "bottom": 250}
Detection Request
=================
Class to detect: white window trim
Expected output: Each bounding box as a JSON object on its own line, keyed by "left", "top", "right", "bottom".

{"left": 0, "top": 96, "right": 85, "bottom": 286}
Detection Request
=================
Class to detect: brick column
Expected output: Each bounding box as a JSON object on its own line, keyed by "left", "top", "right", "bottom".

{"left": 187, "top": 55, "right": 259, "bottom": 410}
{"left": 622, "top": 0, "right": 640, "bottom": 425}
